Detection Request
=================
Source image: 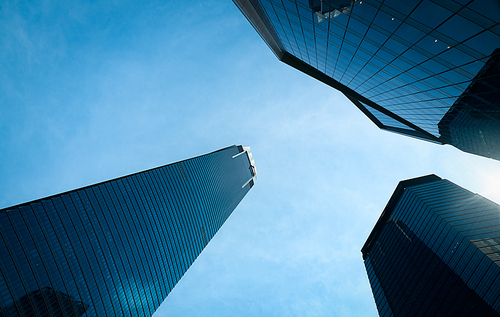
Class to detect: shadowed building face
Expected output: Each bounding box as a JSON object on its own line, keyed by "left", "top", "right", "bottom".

{"left": 362, "top": 175, "right": 500, "bottom": 316}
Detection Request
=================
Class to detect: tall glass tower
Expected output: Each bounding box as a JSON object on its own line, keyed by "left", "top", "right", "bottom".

{"left": 362, "top": 175, "right": 500, "bottom": 316}
{"left": 234, "top": 0, "right": 500, "bottom": 160}
{"left": 0, "top": 145, "right": 257, "bottom": 316}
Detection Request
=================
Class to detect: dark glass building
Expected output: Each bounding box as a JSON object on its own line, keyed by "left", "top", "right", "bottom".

{"left": 361, "top": 175, "right": 500, "bottom": 316}
{"left": 0, "top": 145, "right": 257, "bottom": 316}
{"left": 234, "top": 0, "right": 500, "bottom": 159}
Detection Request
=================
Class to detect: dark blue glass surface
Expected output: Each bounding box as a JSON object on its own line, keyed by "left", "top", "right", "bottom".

{"left": 237, "top": 0, "right": 500, "bottom": 159}
{"left": 363, "top": 177, "right": 500, "bottom": 316}
{"left": 0, "top": 146, "right": 254, "bottom": 316}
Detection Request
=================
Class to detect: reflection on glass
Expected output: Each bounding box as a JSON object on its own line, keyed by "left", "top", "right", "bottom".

{"left": 438, "top": 48, "right": 500, "bottom": 160}
{"left": 308, "top": 0, "right": 356, "bottom": 22}
{"left": 369, "top": 220, "right": 499, "bottom": 316}
{"left": 1, "top": 287, "right": 88, "bottom": 317}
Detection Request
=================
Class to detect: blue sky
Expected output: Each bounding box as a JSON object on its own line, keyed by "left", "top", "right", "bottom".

{"left": 1, "top": 0, "right": 500, "bottom": 316}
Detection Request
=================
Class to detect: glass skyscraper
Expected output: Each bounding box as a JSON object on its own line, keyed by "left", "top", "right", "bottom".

{"left": 362, "top": 175, "right": 500, "bottom": 316}
{"left": 234, "top": 0, "right": 500, "bottom": 160}
{"left": 0, "top": 145, "right": 257, "bottom": 316}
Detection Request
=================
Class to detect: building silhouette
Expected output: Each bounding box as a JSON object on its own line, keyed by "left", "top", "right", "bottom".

{"left": 234, "top": 0, "right": 500, "bottom": 159}
{"left": 0, "top": 145, "right": 257, "bottom": 316}
{"left": 361, "top": 175, "right": 500, "bottom": 316}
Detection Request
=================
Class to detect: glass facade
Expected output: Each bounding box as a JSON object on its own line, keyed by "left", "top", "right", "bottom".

{"left": 234, "top": 0, "right": 500, "bottom": 159}
{"left": 438, "top": 48, "right": 500, "bottom": 160}
{"left": 0, "top": 145, "right": 257, "bottom": 317}
{"left": 361, "top": 175, "right": 500, "bottom": 316}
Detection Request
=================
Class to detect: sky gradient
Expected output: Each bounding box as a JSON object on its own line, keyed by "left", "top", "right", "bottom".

{"left": 1, "top": 1, "right": 500, "bottom": 316}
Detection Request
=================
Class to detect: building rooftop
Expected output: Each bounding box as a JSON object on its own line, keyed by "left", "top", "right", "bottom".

{"left": 361, "top": 174, "right": 442, "bottom": 260}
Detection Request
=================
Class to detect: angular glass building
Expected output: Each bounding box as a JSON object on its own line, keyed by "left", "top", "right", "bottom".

{"left": 0, "top": 145, "right": 257, "bottom": 316}
{"left": 361, "top": 175, "right": 500, "bottom": 316}
{"left": 234, "top": 0, "right": 500, "bottom": 159}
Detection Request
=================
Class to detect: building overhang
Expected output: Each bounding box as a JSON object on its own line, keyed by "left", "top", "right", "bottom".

{"left": 233, "top": 0, "right": 444, "bottom": 145}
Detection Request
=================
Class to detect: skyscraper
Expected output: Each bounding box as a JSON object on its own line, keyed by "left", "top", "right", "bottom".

{"left": 361, "top": 175, "right": 500, "bottom": 316}
{"left": 0, "top": 145, "right": 257, "bottom": 316}
{"left": 234, "top": 0, "right": 500, "bottom": 159}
